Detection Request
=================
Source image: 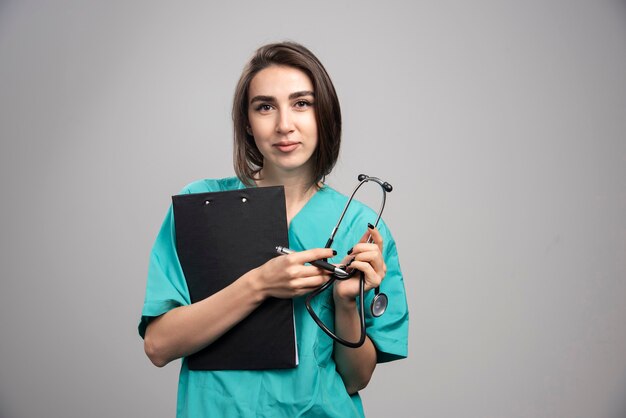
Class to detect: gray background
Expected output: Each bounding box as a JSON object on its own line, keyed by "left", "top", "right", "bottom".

{"left": 1, "top": 0, "right": 625, "bottom": 417}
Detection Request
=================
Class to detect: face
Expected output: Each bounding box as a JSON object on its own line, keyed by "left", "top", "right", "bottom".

{"left": 247, "top": 65, "right": 318, "bottom": 178}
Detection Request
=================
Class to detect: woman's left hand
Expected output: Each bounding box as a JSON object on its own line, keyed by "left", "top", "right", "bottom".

{"left": 333, "top": 224, "right": 387, "bottom": 303}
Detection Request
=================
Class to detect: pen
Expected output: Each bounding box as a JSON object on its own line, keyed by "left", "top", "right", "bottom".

{"left": 275, "top": 246, "right": 350, "bottom": 279}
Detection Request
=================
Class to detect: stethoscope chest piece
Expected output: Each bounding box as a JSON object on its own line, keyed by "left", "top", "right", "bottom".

{"left": 371, "top": 292, "right": 388, "bottom": 317}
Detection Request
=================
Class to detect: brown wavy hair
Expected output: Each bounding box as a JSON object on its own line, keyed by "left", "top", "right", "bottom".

{"left": 232, "top": 42, "right": 342, "bottom": 187}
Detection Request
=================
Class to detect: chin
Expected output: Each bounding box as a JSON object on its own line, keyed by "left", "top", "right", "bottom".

{"left": 272, "top": 157, "right": 314, "bottom": 172}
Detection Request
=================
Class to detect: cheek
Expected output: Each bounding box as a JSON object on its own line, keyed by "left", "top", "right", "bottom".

{"left": 248, "top": 117, "right": 271, "bottom": 138}
{"left": 310, "top": 120, "right": 319, "bottom": 146}
{"left": 304, "top": 113, "right": 319, "bottom": 138}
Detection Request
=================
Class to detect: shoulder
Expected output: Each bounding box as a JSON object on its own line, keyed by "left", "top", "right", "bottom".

{"left": 178, "top": 176, "right": 246, "bottom": 194}
{"left": 321, "top": 184, "right": 379, "bottom": 220}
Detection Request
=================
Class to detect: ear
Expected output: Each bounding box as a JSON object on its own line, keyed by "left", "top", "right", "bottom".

{"left": 246, "top": 126, "right": 253, "bottom": 135}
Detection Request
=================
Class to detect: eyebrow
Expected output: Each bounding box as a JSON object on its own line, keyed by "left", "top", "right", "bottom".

{"left": 249, "top": 90, "right": 315, "bottom": 104}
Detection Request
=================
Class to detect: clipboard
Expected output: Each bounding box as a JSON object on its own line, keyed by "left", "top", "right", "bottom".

{"left": 172, "top": 186, "right": 297, "bottom": 370}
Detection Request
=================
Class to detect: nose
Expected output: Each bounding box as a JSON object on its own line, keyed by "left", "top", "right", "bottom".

{"left": 276, "top": 109, "right": 295, "bottom": 134}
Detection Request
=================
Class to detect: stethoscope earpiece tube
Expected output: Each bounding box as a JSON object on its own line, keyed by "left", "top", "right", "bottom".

{"left": 305, "top": 174, "right": 393, "bottom": 347}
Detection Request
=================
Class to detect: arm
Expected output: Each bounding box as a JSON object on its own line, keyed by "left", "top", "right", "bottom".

{"left": 332, "top": 297, "right": 378, "bottom": 394}
{"left": 144, "top": 248, "right": 335, "bottom": 367}
{"left": 144, "top": 269, "right": 262, "bottom": 367}
{"left": 332, "top": 225, "right": 387, "bottom": 393}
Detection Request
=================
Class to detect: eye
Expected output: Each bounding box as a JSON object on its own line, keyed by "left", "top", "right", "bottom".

{"left": 294, "top": 100, "right": 313, "bottom": 110}
{"left": 255, "top": 103, "right": 274, "bottom": 113}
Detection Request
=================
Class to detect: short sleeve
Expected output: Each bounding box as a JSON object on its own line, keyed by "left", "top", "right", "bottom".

{"left": 363, "top": 220, "right": 409, "bottom": 363}
{"left": 138, "top": 204, "right": 191, "bottom": 339}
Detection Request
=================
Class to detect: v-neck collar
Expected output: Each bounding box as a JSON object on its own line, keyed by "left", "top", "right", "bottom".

{"left": 288, "top": 183, "right": 327, "bottom": 229}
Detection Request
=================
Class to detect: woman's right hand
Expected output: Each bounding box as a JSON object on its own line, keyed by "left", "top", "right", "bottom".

{"left": 252, "top": 248, "right": 335, "bottom": 299}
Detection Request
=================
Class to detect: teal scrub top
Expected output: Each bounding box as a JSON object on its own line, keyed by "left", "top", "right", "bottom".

{"left": 139, "top": 177, "right": 409, "bottom": 418}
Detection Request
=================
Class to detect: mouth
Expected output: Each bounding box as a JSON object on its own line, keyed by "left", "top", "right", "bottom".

{"left": 273, "top": 141, "right": 300, "bottom": 153}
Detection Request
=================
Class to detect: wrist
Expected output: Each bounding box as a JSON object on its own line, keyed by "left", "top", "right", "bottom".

{"left": 244, "top": 267, "right": 267, "bottom": 304}
{"left": 333, "top": 287, "right": 357, "bottom": 310}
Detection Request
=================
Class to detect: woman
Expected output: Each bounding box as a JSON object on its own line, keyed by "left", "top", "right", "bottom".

{"left": 139, "top": 42, "right": 408, "bottom": 417}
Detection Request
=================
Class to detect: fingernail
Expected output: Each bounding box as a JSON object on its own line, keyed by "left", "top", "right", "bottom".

{"left": 347, "top": 247, "right": 353, "bottom": 255}
{"left": 368, "top": 223, "right": 375, "bottom": 229}
{"left": 332, "top": 250, "right": 337, "bottom": 256}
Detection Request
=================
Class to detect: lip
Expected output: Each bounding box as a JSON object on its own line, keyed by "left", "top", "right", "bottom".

{"left": 273, "top": 141, "right": 300, "bottom": 153}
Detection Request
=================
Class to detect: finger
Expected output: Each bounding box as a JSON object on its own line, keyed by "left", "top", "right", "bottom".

{"left": 286, "top": 264, "right": 331, "bottom": 279}
{"left": 290, "top": 274, "right": 331, "bottom": 291}
{"left": 350, "top": 224, "right": 377, "bottom": 248}
{"left": 288, "top": 247, "right": 337, "bottom": 264}
{"left": 348, "top": 243, "right": 379, "bottom": 256}
{"left": 346, "top": 260, "right": 383, "bottom": 289}
{"left": 352, "top": 250, "right": 385, "bottom": 276}
{"left": 366, "top": 223, "right": 384, "bottom": 252}
{"left": 352, "top": 249, "right": 383, "bottom": 266}
{"left": 338, "top": 254, "right": 354, "bottom": 266}
{"left": 357, "top": 229, "right": 370, "bottom": 244}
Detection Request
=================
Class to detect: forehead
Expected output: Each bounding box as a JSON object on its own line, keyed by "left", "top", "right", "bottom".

{"left": 248, "top": 65, "right": 314, "bottom": 99}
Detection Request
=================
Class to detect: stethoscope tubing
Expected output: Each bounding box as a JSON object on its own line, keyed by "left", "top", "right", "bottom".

{"left": 305, "top": 174, "right": 391, "bottom": 348}
{"left": 304, "top": 271, "right": 367, "bottom": 348}
{"left": 324, "top": 175, "right": 387, "bottom": 250}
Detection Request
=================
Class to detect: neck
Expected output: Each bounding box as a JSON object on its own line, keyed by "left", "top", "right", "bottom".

{"left": 255, "top": 165, "right": 317, "bottom": 196}
{"left": 255, "top": 167, "right": 320, "bottom": 225}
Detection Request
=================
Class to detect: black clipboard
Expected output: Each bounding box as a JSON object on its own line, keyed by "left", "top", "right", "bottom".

{"left": 172, "top": 186, "right": 297, "bottom": 370}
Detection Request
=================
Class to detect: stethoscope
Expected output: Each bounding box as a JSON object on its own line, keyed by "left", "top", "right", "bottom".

{"left": 305, "top": 174, "right": 393, "bottom": 348}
